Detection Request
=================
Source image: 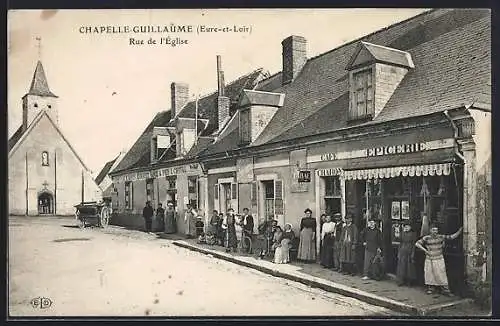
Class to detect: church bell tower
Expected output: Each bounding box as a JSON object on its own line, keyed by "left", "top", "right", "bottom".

{"left": 22, "top": 60, "right": 59, "bottom": 132}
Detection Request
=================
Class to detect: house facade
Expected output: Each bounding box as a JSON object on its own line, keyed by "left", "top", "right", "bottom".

{"left": 110, "top": 9, "right": 491, "bottom": 294}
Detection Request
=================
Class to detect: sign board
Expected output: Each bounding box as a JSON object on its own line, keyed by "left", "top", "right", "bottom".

{"left": 113, "top": 163, "right": 202, "bottom": 182}
{"left": 298, "top": 170, "right": 311, "bottom": 183}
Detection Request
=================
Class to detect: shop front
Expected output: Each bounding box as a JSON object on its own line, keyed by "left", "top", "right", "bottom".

{"left": 309, "top": 127, "right": 466, "bottom": 292}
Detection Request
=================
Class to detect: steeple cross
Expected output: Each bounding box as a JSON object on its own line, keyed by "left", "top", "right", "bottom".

{"left": 35, "top": 37, "right": 42, "bottom": 59}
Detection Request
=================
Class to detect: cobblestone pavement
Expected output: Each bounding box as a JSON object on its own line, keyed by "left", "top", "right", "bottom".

{"left": 9, "top": 216, "right": 399, "bottom": 317}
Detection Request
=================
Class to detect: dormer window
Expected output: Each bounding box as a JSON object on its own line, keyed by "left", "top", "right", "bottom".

{"left": 42, "top": 151, "right": 49, "bottom": 166}
{"left": 350, "top": 68, "right": 374, "bottom": 120}
{"left": 346, "top": 41, "right": 414, "bottom": 121}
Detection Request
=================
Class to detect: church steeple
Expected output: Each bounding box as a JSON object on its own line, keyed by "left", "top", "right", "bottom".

{"left": 26, "top": 60, "right": 58, "bottom": 98}
{"left": 22, "top": 59, "right": 59, "bottom": 131}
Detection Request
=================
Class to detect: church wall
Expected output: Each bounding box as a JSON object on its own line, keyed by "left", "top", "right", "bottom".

{"left": 9, "top": 114, "right": 102, "bottom": 216}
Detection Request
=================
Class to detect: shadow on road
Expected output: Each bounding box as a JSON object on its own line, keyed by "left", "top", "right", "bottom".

{"left": 61, "top": 225, "right": 81, "bottom": 229}
{"left": 53, "top": 237, "right": 92, "bottom": 243}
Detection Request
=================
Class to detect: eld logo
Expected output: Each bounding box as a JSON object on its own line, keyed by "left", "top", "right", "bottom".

{"left": 30, "top": 297, "right": 53, "bottom": 309}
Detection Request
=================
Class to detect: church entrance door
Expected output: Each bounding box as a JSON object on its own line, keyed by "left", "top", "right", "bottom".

{"left": 38, "top": 192, "right": 54, "bottom": 215}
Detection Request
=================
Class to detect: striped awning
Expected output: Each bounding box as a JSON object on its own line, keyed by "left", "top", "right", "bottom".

{"left": 343, "top": 163, "right": 452, "bottom": 180}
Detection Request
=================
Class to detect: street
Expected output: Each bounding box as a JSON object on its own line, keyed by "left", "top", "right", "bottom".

{"left": 8, "top": 216, "right": 397, "bottom": 317}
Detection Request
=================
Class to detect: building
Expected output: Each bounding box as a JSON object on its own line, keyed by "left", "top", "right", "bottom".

{"left": 9, "top": 60, "right": 102, "bottom": 215}
{"left": 95, "top": 151, "right": 127, "bottom": 204}
{"left": 109, "top": 56, "right": 269, "bottom": 232}
{"left": 111, "top": 9, "right": 491, "bottom": 295}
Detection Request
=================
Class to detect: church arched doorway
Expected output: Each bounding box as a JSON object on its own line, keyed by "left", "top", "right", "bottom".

{"left": 38, "top": 192, "right": 54, "bottom": 215}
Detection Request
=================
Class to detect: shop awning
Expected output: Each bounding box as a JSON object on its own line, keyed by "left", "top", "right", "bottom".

{"left": 343, "top": 163, "right": 452, "bottom": 180}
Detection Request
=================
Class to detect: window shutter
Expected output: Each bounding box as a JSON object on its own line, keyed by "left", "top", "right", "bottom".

{"left": 131, "top": 182, "right": 134, "bottom": 210}
{"left": 274, "top": 180, "right": 284, "bottom": 215}
{"left": 251, "top": 181, "right": 257, "bottom": 203}
{"left": 214, "top": 184, "right": 219, "bottom": 213}
{"left": 231, "top": 183, "right": 238, "bottom": 200}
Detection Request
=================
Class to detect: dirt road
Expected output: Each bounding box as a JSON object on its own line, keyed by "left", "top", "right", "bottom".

{"left": 8, "top": 216, "right": 397, "bottom": 317}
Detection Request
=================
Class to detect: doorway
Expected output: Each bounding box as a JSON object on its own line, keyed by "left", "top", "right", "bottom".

{"left": 38, "top": 192, "right": 54, "bottom": 215}
{"left": 220, "top": 183, "right": 232, "bottom": 213}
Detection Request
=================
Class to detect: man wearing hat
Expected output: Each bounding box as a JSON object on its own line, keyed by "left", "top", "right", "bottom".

{"left": 164, "top": 201, "right": 177, "bottom": 234}
{"left": 142, "top": 201, "right": 154, "bottom": 233}
{"left": 360, "top": 218, "right": 383, "bottom": 280}
{"left": 332, "top": 213, "right": 344, "bottom": 271}
{"left": 339, "top": 214, "right": 359, "bottom": 275}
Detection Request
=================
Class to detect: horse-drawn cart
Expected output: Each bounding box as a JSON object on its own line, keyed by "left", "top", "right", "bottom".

{"left": 74, "top": 201, "right": 111, "bottom": 229}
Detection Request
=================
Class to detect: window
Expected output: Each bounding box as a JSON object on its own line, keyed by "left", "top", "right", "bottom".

{"left": 125, "top": 181, "right": 133, "bottom": 209}
{"left": 146, "top": 178, "right": 154, "bottom": 202}
{"left": 325, "top": 176, "right": 341, "bottom": 197}
{"left": 41, "top": 151, "right": 49, "bottom": 166}
{"left": 240, "top": 109, "right": 251, "bottom": 143}
{"left": 188, "top": 177, "right": 197, "bottom": 194}
{"left": 349, "top": 68, "right": 374, "bottom": 120}
{"left": 151, "top": 137, "right": 158, "bottom": 161}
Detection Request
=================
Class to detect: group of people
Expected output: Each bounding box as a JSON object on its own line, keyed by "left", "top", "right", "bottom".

{"left": 205, "top": 208, "right": 255, "bottom": 253}
{"left": 142, "top": 201, "right": 178, "bottom": 234}
{"left": 298, "top": 208, "right": 463, "bottom": 296}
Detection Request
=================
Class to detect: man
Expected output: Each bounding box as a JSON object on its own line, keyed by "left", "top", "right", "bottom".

{"left": 164, "top": 202, "right": 177, "bottom": 234}
{"left": 339, "top": 214, "right": 358, "bottom": 275}
{"left": 142, "top": 201, "right": 154, "bottom": 233}
{"left": 209, "top": 210, "right": 220, "bottom": 234}
{"left": 332, "top": 213, "right": 344, "bottom": 271}
{"left": 224, "top": 208, "right": 238, "bottom": 252}
{"left": 416, "top": 224, "right": 463, "bottom": 296}
{"left": 360, "top": 218, "right": 383, "bottom": 280}
{"left": 241, "top": 208, "right": 254, "bottom": 237}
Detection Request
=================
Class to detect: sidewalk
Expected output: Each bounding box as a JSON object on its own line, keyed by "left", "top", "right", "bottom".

{"left": 172, "top": 239, "right": 487, "bottom": 317}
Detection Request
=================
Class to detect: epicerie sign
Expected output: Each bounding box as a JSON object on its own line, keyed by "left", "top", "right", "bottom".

{"left": 320, "top": 142, "right": 428, "bottom": 161}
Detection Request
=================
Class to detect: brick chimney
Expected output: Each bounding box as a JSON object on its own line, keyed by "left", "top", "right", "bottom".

{"left": 216, "top": 55, "right": 230, "bottom": 129}
{"left": 282, "top": 35, "right": 307, "bottom": 85}
{"left": 170, "top": 82, "right": 189, "bottom": 118}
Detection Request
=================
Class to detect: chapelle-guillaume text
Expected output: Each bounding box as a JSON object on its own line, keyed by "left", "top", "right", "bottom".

{"left": 79, "top": 25, "right": 195, "bottom": 34}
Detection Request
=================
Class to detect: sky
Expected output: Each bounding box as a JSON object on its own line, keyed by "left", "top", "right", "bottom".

{"left": 8, "top": 8, "right": 429, "bottom": 175}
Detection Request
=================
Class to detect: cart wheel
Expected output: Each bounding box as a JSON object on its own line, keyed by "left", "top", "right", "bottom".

{"left": 100, "top": 207, "right": 110, "bottom": 228}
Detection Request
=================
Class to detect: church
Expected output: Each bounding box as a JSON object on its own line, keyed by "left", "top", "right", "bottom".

{"left": 8, "top": 60, "right": 102, "bottom": 216}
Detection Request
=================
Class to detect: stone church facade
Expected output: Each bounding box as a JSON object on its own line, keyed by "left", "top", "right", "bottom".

{"left": 8, "top": 60, "right": 102, "bottom": 216}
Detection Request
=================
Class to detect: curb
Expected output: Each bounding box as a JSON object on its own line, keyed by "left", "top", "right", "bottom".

{"left": 173, "top": 240, "right": 473, "bottom": 316}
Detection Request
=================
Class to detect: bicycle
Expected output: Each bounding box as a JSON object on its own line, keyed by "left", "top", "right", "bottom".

{"left": 238, "top": 228, "right": 253, "bottom": 254}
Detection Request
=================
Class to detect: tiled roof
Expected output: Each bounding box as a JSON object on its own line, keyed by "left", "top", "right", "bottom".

{"left": 112, "top": 69, "right": 265, "bottom": 173}
{"left": 176, "top": 68, "right": 264, "bottom": 136}
{"left": 8, "top": 126, "right": 24, "bottom": 152}
{"left": 112, "top": 110, "right": 172, "bottom": 173}
{"left": 26, "top": 61, "right": 57, "bottom": 98}
{"left": 251, "top": 8, "right": 490, "bottom": 146}
{"left": 272, "top": 13, "right": 490, "bottom": 142}
{"left": 95, "top": 158, "right": 117, "bottom": 185}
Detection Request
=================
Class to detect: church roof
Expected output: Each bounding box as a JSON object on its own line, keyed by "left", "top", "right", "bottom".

{"left": 9, "top": 110, "right": 91, "bottom": 173}
{"left": 25, "top": 61, "right": 58, "bottom": 98}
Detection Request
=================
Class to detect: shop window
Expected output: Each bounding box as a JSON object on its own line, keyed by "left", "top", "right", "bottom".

{"left": 324, "top": 176, "right": 341, "bottom": 216}
{"left": 349, "top": 68, "right": 374, "bottom": 120}
{"left": 262, "top": 180, "right": 284, "bottom": 221}
{"left": 146, "top": 178, "right": 154, "bottom": 202}
{"left": 167, "top": 177, "right": 176, "bottom": 190}
{"left": 188, "top": 177, "right": 198, "bottom": 209}
{"left": 125, "top": 181, "right": 133, "bottom": 209}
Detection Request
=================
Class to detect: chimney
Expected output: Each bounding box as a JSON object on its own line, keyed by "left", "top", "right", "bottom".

{"left": 216, "top": 55, "right": 230, "bottom": 130}
{"left": 282, "top": 35, "right": 307, "bottom": 85}
{"left": 170, "top": 82, "right": 189, "bottom": 118}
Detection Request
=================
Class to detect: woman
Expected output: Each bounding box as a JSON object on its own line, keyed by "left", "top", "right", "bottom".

{"left": 272, "top": 226, "right": 284, "bottom": 262}
{"left": 320, "top": 215, "right": 335, "bottom": 268}
{"left": 396, "top": 221, "right": 417, "bottom": 286}
{"left": 297, "top": 208, "right": 317, "bottom": 263}
{"left": 415, "top": 224, "right": 463, "bottom": 296}
{"left": 224, "top": 208, "right": 238, "bottom": 252}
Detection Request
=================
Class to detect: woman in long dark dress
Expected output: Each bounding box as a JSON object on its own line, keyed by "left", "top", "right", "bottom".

{"left": 396, "top": 221, "right": 417, "bottom": 286}
{"left": 224, "top": 208, "right": 238, "bottom": 252}
{"left": 297, "top": 208, "right": 317, "bottom": 262}
{"left": 340, "top": 214, "right": 358, "bottom": 275}
{"left": 320, "top": 215, "right": 335, "bottom": 268}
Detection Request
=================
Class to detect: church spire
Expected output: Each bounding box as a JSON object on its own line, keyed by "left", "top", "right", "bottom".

{"left": 27, "top": 60, "right": 58, "bottom": 98}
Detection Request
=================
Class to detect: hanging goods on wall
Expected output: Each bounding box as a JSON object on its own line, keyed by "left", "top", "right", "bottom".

{"left": 420, "top": 177, "right": 431, "bottom": 237}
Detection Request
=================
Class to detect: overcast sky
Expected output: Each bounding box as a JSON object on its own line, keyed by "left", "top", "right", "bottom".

{"left": 8, "top": 8, "right": 428, "bottom": 174}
